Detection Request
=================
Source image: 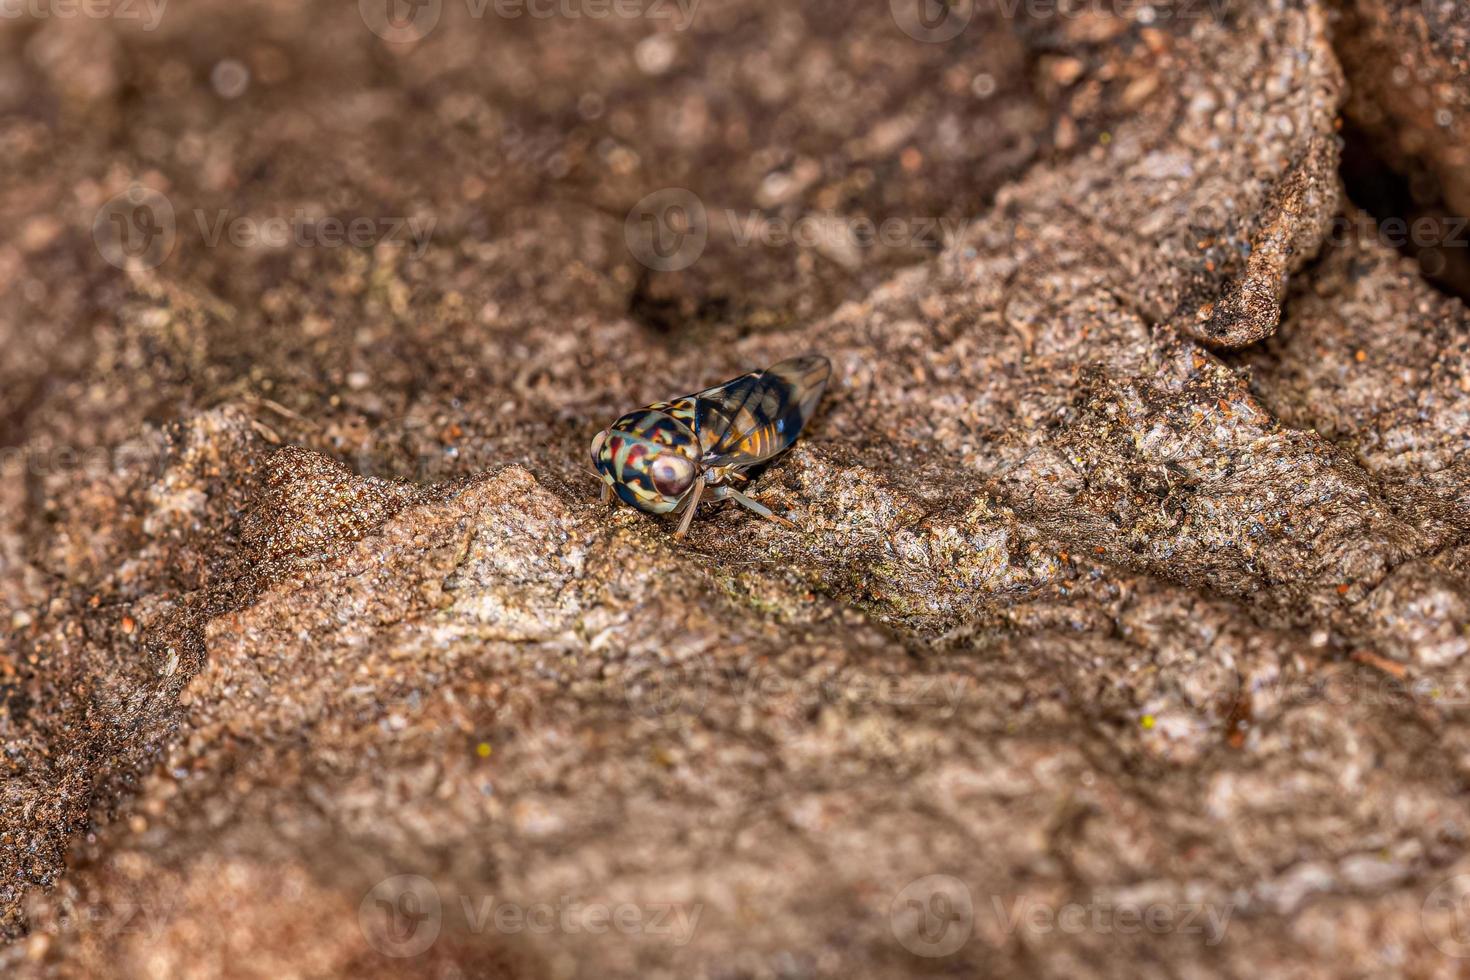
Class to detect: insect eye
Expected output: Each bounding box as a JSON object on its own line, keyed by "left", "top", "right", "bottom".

{"left": 589, "top": 429, "right": 609, "bottom": 466}
{"left": 649, "top": 454, "right": 694, "bottom": 496}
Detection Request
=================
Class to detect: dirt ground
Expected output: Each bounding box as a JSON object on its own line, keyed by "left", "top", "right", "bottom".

{"left": 3, "top": 0, "right": 1470, "bottom": 976}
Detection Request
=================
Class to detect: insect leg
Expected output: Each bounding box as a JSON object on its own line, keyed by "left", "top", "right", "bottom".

{"left": 600, "top": 483, "right": 612, "bottom": 504}
{"left": 710, "top": 484, "right": 797, "bottom": 529}
{"left": 673, "top": 474, "right": 706, "bottom": 539}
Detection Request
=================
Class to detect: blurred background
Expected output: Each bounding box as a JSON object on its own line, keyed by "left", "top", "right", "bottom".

{"left": 6, "top": 0, "right": 1470, "bottom": 977}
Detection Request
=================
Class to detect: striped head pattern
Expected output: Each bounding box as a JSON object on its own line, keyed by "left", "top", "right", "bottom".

{"left": 590, "top": 408, "right": 700, "bottom": 515}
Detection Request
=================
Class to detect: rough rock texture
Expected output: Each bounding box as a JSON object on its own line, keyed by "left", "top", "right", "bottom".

{"left": 1338, "top": 0, "right": 1470, "bottom": 217}
{"left": 3, "top": 0, "right": 1470, "bottom": 977}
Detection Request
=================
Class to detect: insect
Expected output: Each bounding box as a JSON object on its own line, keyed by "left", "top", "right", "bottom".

{"left": 590, "top": 354, "right": 831, "bottom": 538}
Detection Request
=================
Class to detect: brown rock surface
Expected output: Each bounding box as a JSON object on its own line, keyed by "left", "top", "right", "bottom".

{"left": 1338, "top": 0, "right": 1470, "bottom": 217}
{"left": 2, "top": 0, "right": 1470, "bottom": 977}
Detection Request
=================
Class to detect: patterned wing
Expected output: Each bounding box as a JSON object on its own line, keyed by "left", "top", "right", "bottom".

{"left": 685, "top": 354, "right": 831, "bottom": 468}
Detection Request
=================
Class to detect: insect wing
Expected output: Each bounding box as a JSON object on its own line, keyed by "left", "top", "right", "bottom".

{"left": 691, "top": 354, "right": 831, "bottom": 467}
